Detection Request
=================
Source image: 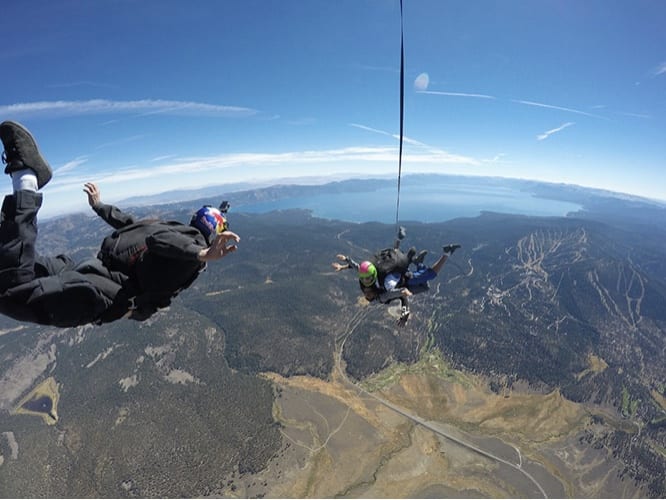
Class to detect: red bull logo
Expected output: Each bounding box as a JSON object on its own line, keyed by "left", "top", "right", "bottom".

{"left": 212, "top": 211, "right": 227, "bottom": 233}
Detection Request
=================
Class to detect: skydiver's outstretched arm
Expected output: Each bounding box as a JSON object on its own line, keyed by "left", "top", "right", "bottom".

{"left": 84, "top": 182, "right": 137, "bottom": 229}
{"left": 332, "top": 254, "right": 359, "bottom": 272}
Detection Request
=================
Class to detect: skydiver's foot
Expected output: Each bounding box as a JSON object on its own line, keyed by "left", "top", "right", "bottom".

{"left": 406, "top": 246, "right": 416, "bottom": 262}
{"left": 413, "top": 250, "right": 428, "bottom": 264}
{"left": 443, "top": 244, "right": 461, "bottom": 255}
{"left": 0, "top": 121, "right": 52, "bottom": 189}
{"left": 397, "top": 226, "right": 406, "bottom": 240}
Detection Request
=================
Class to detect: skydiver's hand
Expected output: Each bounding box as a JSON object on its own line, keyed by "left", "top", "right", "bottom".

{"left": 401, "top": 288, "right": 413, "bottom": 297}
{"left": 336, "top": 254, "right": 347, "bottom": 262}
{"left": 218, "top": 230, "right": 241, "bottom": 244}
{"left": 331, "top": 262, "right": 347, "bottom": 272}
{"left": 83, "top": 182, "right": 101, "bottom": 207}
{"left": 198, "top": 230, "right": 240, "bottom": 262}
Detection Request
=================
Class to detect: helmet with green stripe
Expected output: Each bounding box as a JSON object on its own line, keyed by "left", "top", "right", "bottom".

{"left": 358, "top": 261, "right": 378, "bottom": 286}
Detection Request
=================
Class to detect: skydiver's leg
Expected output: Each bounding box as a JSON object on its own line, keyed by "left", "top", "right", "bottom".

{"left": 431, "top": 253, "right": 449, "bottom": 274}
{"left": 406, "top": 263, "right": 437, "bottom": 287}
{"left": 0, "top": 122, "right": 120, "bottom": 326}
{"left": 0, "top": 121, "right": 55, "bottom": 291}
{"left": 421, "top": 244, "right": 461, "bottom": 276}
{"left": 405, "top": 246, "right": 454, "bottom": 289}
{"left": 0, "top": 190, "right": 51, "bottom": 323}
{"left": 0, "top": 193, "right": 123, "bottom": 326}
{"left": 0, "top": 191, "right": 42, "bottom": 291}
{"left": 406, "top": 246, "right": 416, "bottom": 263}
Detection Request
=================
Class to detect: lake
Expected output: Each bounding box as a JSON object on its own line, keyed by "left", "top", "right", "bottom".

{"left": 236, "top": 178, "right": 582, "bottom": 223}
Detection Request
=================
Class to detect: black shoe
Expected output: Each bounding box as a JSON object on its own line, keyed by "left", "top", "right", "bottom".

{"left": 397, "top": 226, "right": 406, "bottom": 240}
{"left": 443, "top": 244, "right": 461, "bottom": 255}
{"left": 0, "top": 121, "right": 52, "bottom": 189}
{"left": 406, "top": 246, "right": 416, "bottom": 262}
{"left": 413, "top": 250, "right": 428, "bottom": 264}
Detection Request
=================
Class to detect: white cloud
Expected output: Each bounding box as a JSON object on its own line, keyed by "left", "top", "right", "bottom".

{"left": 483, "top": 153, "right": 508, "bottom": 164}
{"left": 514, "top": 99, "right": 605, "bottom": 119}
{"left": 417, "top": 90, "right": 495, "bottom": 99}
{"left": 45, "top": 142, "right": 483, "bottom": 204}
{"left": 349, "top": 123, "right": 391, "bottom": 136}
{"left": 150, "top": 154, "right": 178, "bottom": 162}
{"left": 54, "top": 157, "right": 88, "bottom": 174}
{"left": 653, "top": 62, "right": 666, "bottom": 76}
{"left": 0, "top": 99, "right": 259, "bottom": 119}
{"left": 349, "top": 123, "right": 480, "bottom": 165}
{"left": 615, "top": 111, "right": 651, "bottom": 119}
{"left": 537, "top": 122, "right": 575, "bottom": 141}
{"left": 349, "top": 123, "right": 426, "bottom": 146}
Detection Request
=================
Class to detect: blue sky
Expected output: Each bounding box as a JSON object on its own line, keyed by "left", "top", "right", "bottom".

{"left": 1, "top": 0, "right": 664, "bottom": 217}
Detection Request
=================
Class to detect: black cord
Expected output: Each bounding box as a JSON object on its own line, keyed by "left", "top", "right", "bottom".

{"left": 395, "top": 0, "right": 405, "bottom": 236}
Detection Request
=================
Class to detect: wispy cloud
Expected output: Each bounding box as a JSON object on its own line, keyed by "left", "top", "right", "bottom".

{"left": 537, "top": 122, "right": 574, "bottom": 141}
{"left": 653, "top": 62, "right": 666, "bottom": 76}
{"left": 349, "top": 123, "right": 392, "bottom": 137}
{"left": 417, "top": 90, "right": 496, "bottom": 100}
{"left": 514, "top": 99, "right": 605, "bottom": 119}
{"left": 0, "top": 99, "right": 259, "bottom": 119}
{"left": 49, "top": 147, "right": 402, "bottom": 189}
{"left": 349, "top": 123, "right": 437, "bottom": 148}
{"left": 349, "top": 123, "right": 480, "bottom": 165}
{"left": 151, "top": 154, "right": 178, "bottom": 163}
{"left": 483, "top": 153, "right": 508, "bottom": 164}
{"left": 54, "top": 157, "right": 88, "bottom": 174}
{"left": 421, "top": 91, "right": 609, "bottom": 121}
{"left": 615, "top": 111, "right": 651, "bottom": 119}
{"left": 349, "top": 123, "right": 421, "bottom": 144}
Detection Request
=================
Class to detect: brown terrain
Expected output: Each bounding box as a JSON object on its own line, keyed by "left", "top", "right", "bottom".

{"left": 213, "top": 349, "right": 638, "bottom": 498}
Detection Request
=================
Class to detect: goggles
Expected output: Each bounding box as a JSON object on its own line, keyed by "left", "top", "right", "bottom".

{"left": 360, "top": 275, "right": 377, "bottom": 286}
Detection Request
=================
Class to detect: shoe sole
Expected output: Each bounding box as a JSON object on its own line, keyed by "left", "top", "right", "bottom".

{"left": 0, "top": 120, "right": 52, "bottom": 189}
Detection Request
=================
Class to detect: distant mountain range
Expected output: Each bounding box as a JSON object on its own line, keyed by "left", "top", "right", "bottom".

{"left": 118, "top": 173, "right": 665, "bottom": 209}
